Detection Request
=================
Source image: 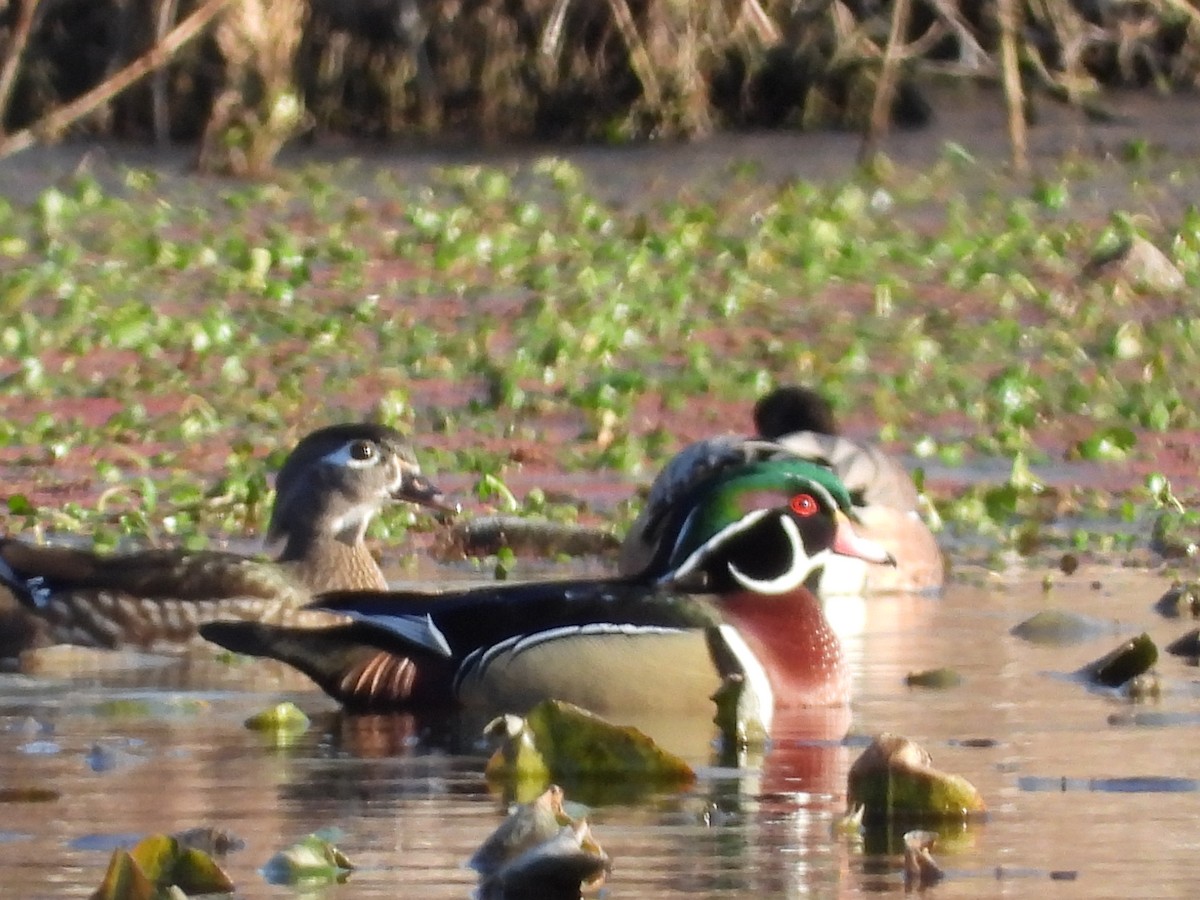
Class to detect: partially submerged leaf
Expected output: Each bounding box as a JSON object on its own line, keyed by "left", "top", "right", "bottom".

{"left": 477, "top": 819, "right": 610, "bottom": 900}
{"left": 91, "top": 834, "right": 234, "bottom": 900}
{"left": 1078, "top": 633, "right": 1158, "bottom": 688}
{"left": 712, "top": 673, "right": 770, "bottom": 750}
{"left": 244, "top": 701, "right": 310, "bottom": 743}
{"left": 91, "top": 848, "right": 155, "bottom": 900}
{"left": 262, "top": 831, "right": 353, "bottom": 885}
{"left": 470, "top": 785, "right": 570, "bottom": 877}
{"left": 1154, "top": 582, "right": 1200, "bottom": 618}
{"left": 847, "top": 734, "right": 986, "bottom": 823}
{"left": 484, "top": 700, "right": 694, "bottom": 789}
{"left": 1152, "top": 513, "right": 1200, "bottom": 559}
{"left": 484, "top": 714, "right": 554, "bottom": 786}
{"left": 1166, "top": 628, "right": 1200, "bottom": 658}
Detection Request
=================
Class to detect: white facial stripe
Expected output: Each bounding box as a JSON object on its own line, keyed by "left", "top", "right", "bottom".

{"left": 320, "top": 441, "right": 380, "bottom": 469}
{"left": 662, "top": 508, "right": 771, "bottom": 585}
{"left": 726, "top": 515, "right": 825, "bottom": 595}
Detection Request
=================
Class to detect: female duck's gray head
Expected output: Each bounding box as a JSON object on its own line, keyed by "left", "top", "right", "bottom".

{"left": 659, "top": 458, "right": 893, "bottom": 595}
{"left": 268, "top": 423, "right": 449, "bottom": 546}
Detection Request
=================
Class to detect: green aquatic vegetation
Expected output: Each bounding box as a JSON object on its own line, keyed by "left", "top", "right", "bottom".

{"left": 1, "top": 157, "right": 1199, "bottom": 561}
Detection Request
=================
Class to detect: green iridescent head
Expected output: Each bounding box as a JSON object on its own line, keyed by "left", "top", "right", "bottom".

{"left": 658, "top": 457, "right": 890, "bottom": 595}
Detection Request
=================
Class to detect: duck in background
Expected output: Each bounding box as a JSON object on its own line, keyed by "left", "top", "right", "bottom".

{"left": 0, "top": 423, "right": 451, "bottom": 654}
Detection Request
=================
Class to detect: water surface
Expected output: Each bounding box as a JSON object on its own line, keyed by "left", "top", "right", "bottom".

{"left": 2, "top": 563, "right": 1196, "bottom": 898}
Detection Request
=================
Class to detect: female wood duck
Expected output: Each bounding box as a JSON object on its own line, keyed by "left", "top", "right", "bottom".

{"left": 200, "top": 457, "right": 895, "bottom": 725}
{"left": 0, "top": 423, "right": 451, "bottom": 654}
{"left": 619, "top": 385, "right": 944, "bottom": 595}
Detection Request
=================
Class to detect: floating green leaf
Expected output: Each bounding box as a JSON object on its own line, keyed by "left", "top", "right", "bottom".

{"left": 484, "top": 700, "right": 694, "bottom": 793}
{"left": 243, "top": 701, "right": 311, "bottom": 742}
{"left": 262, "top": 831, "right": 353, "bottom": 885}
{"left": 91, "top": 834, "right": 235, "bottom": 900}
{"left": 847, "top": 733, "right": 987, "bottom": 823}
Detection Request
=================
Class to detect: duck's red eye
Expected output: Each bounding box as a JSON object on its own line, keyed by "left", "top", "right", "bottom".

{"left": 790, "top": 493, "right": 819, "bottom": 517}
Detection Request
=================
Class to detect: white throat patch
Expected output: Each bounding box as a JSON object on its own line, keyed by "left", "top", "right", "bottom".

{"left": 727, "top": 515, "right": 824, "bottom": 595}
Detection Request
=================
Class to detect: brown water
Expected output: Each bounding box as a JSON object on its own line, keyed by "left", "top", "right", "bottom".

{"left": 1, "top": 561, "right": 1196, "bottom": 898}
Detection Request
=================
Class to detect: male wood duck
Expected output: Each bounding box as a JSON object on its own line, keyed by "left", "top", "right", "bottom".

{"left": 0, "top": 423, "right": 450, "bottom": 654}
{"left": 618, "top": 385, "right": 944, "bottom": 595}
{"left": 200, "top": 457, "right": 895, "bottom": 726}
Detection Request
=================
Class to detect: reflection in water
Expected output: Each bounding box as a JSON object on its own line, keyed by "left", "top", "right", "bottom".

{"left": 3, "top": 567, "right": 1200, "bottom": 897}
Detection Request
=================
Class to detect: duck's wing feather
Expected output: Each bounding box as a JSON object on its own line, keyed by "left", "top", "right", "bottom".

{"left": 0, "top": 539, "right": 306, "bottom": 649}
{"left": 308, "top": 576, "right": 720, "bottom": 657}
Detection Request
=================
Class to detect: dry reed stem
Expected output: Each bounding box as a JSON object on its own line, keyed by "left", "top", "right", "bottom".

{"left": 1000, "top": 0, "right": 1028, "bottom": 173}
{"left": 605, "top": 0, "right": 663, "bottom": 109}
{"left": 0, "top": 0, "right": 41, "bottom": 136}
{"left": 198, "top": 0, "right": 306, "bottom": 174}
{"left": 860, "top": 0, "right": 912, "bottom": 163}
{"left": 152, "top": 0, "right": 180, "bottom": 145}
{"left": 0, "top": 0, "right": 238, "bottom": 159}
{"left": 737, "top": 0, "right": 781, "bottom": 44}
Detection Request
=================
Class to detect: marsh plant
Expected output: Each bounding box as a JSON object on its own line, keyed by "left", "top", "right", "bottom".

{"left": 196, "top": 0, "right": 309, "bottom": 175}
{"left": 1, "top": 0, "right": 1199, "bottom": 166}
{"left": 0, "top": 148, "right": 1197, "bottom": 568}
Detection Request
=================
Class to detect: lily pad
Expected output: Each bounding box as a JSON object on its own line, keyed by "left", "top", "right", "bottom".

{"left": 846, "top": 733, "right": 987, "bottom": 823}
{"left": 262, "top": 830, "right": 353, "bottom": 886}
{"left": 1078, "top": 633, "right": 1158, "bottom": 688}
{"left": 91, "top": 833, "right": 235, "bottom": 899}
{"left": 484, "top": 700, "right": 694, "bottom": 791}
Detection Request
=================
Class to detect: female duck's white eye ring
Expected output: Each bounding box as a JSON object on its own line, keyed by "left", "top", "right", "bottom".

{"left": 790, "top": 493, "right": 819, "bottom": 517}
{"left": 350, "top": 440, "right": 376, "bottom": 462}
{"left": 322, "top": 440, "right": 381, "bottom": 469}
